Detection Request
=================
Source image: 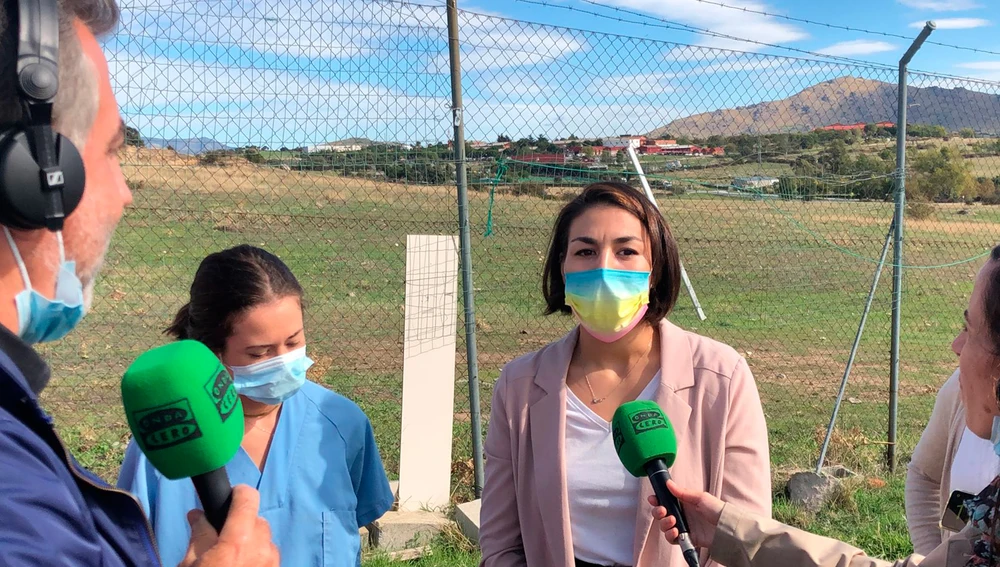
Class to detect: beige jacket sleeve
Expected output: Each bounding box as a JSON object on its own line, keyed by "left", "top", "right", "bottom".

{"left": 709, "top": 502, "right": 974, "bottom": 567}
{"left": 478, "top": 371, "right": 528, "bottom": 567}
{"left": 905, "top": 369, "right": 962, "bottom": 555}
{"left": 718, "top": 358, "right": 772, "bottom": 518}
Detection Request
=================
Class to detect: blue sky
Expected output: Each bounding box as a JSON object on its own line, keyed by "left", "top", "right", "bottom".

{"left": 106, "top": 0, "right": 1000, "bottom": 149}
{"left": 483, "top": 0, "right": 1000, "bottom": 77}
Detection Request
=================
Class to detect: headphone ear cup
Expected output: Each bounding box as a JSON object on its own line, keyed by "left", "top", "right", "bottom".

{"left": 0, "top": 128, "right": 86, "bottom": 230}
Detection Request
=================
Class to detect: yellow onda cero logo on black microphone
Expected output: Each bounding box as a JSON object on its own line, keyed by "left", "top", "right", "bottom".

{"left": 132, "top": 399, "right": 203, "bottom": 450}
{"left": 630, "top": 410, "right": 668, "bottom": 434}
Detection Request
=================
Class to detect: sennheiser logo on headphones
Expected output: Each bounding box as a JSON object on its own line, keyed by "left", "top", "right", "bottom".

{"left": 46, "top": 171, "right": 64, "bottom": 186}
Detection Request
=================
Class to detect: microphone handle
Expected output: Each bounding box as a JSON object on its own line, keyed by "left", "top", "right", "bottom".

{"left": 645, "top": 460, "right": 700, "bottom": 567}
{"left": 192, "top": 468, "right": 234, "bottom": 533}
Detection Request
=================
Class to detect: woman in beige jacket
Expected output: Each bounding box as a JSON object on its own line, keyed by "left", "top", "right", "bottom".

{"left": 648, "top": 246, "right": 1000, "bottom": 567}
{"left": 906, "top": 369, "right": 965, "bottom": 555}
{"left": 478, "top": 181, "right": 772, "bottom": 567}
{"left": 907, "top": 369, "right": 1000, "bottom": 553}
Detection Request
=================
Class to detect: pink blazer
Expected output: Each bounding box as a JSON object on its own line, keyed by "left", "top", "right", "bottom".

{"left": 479, "top": 319, "right": 772, "bottom": 567}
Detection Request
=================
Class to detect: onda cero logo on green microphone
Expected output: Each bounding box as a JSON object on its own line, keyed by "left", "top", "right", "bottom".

{"left": 133, "top": 399, "right": 203, "bottom": 449}
{"left": 204, "top": 369, "right": 238, "bottom": 422}
{"left": 630, "top": 409, "right": 668, "bottom": 434}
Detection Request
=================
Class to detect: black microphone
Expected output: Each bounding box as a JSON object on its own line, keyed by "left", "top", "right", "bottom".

{"left": 612, "top": 400, "right": 700, "bottom": 567}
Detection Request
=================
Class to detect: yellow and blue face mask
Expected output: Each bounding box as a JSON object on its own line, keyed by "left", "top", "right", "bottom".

{"left": 564, "top": 268, "right": 651, "bottom": 343}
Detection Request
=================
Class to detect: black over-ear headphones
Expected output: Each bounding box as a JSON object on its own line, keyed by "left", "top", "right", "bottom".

{"left": 0, "top": 0, "right": 85, "bottom": 232}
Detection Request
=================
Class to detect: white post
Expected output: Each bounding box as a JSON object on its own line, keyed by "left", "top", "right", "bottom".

{"left": 626, "top": 145, "right": 707, "bottom": 321}
{"left": 398, "top": 234, "right": 459, "bottom": 512}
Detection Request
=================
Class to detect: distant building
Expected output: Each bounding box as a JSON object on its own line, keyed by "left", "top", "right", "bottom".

{"left": 636, "top": 139, "right": 725, "bottom": 156}
{"left": 603, "top": 135, "right": 646, "bottom": 149}
{"left": 306, "top": 141, "right": 364, "bottom": 152}
{"left": 816, "top": 121, "right": 894, "bottom": 131}
{"left": 733, "top": 176, "right": 780, "bottom": 189}
{"left": 470, "top": 140, "right": 510, "bottom": 150}
{"left": 520, "top": 152, "right": 566, "bottom": 164}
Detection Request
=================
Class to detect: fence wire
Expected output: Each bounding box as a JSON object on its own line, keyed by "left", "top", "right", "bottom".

{"left": 35, "top": 0, "right": 1000, "bottom": 502}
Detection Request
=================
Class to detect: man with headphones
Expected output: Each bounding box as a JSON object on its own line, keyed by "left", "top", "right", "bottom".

{"left": 0, "top": 1, "right": 278, "bottom": 565}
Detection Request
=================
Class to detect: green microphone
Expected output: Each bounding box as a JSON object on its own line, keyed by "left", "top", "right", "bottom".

{"left": 612, "top": 400, "right": 699, "bottom": 567}
{"left": 121, "top": 340, "right": 244, "bottom": 532}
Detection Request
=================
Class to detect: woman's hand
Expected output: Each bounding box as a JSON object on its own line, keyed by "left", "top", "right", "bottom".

{"left": 647, "top": 480, "right": 725, "bottom": 550}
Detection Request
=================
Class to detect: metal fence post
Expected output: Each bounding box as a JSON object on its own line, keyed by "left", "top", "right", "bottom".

{"left": 889, "top": 20, "right": 935, "bottom": 473}
{"left": 818, "top": 220, "right": 894, "bottom": 473}
{"left": 447, "top": 0, "right": 485, "bottom": 498}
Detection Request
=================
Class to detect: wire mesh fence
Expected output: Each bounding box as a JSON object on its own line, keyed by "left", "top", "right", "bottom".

{"left": 35, "top": 0, "right": 1000, "bottom": 502}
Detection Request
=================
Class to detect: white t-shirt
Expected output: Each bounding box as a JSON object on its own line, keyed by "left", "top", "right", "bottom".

{"left": 565, "top": 372, "right": 660, "bottom": 566}
{"left": 949, "top": 426, "right": 1000, "bottom": 497}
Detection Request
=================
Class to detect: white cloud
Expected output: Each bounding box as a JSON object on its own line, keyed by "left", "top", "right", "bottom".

{"left": 109, "top": 49, "right": 684, "bottom": 145}
{"left": 957, "top": 62, "right": 1000, "bottom": 70}
{"left": 687, "top": 57, "right": 841, "bottom": 77}
{"left": 588, "top": 72, "right": 677, "bottom": 95}
{"left": 896, "top": 0, "right": 982, "bottom": 10}
{"left": 115, "top": 0, "right": 448, "bottom": 60}
{"left": 117, "top": 2, "right": 587, "bottom": 79}
{"left": 909, "top": 17, "right": 989, "bottom": 28}
{"left": 108, "top": 50, "right": 452, "bottom": 146}
{"left": 585, "top": 0, "right": 807, "bottom": 52}
{"left": 480, "top": 78, "right": 551, "bottom": 97}
{"left": 434, "top": 34, "right": 587, "bottom": 72}
{"left": 953, "top": 61, "right": 1000, "bottom": 82}
{"left": 425, "top": 12, "right": 588, "bottom": 72}
{"left": 662, "top": 45, "right": 725, "bottom": 63}
{"left": 815, "top": 40, "right": 897, "bottom": 57}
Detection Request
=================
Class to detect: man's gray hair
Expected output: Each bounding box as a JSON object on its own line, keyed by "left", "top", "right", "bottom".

{"left": 0, "top": 0, "right": 120, "bottom": 150}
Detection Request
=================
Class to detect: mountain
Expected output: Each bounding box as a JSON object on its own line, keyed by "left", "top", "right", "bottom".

{"left": 144, "top": 137, "right": 231, "bottom": 155}
{"left": 647, "top": 76, "right": 1000, "bottom": 138}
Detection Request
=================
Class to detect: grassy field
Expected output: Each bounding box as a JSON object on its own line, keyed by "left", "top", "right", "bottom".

{"left": 33, "top": 147, "right": 1000, "bottom": 564}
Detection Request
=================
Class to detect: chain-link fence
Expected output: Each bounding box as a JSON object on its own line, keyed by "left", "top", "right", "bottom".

{"left": 36, "top": 0, "right": 1000, "bottom": 503}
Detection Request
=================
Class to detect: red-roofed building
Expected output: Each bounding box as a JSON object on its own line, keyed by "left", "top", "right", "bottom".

{"left": 817, "top": 121, "right": 895, "bottom": 131}
{"left": 520, "top": 153, "right": 566, "bottom": 164}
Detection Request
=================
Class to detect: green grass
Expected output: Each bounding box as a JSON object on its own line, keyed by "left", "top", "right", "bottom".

{"left": 363, "top": 546, "right": 480, "bottom": 567}
{"left": 362, "top": 524, "right": 481, "bottom": 567}
{"left": 30, "top": 155, "right": 1000, "bottom": 564}
{"left": 360, "top": 474, "right": 913, "bottom": 566}
{"left": 775, "top": 475, "right": 913, "bottom": 561}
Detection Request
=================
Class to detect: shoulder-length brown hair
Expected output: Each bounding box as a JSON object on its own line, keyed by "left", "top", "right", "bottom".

{"left": 542, "top": 181, "right": 681, "bottom": 323}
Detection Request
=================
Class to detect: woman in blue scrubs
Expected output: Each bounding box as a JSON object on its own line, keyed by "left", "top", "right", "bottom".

{"left": 117, "top": 244, "right": 395, "bottom": 567}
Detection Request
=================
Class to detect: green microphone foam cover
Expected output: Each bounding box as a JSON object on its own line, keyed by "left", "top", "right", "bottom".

{"left": 611, "top": 400, "right": 678, "bottom": 477}
{"left": 121, "top": 340, "right": 244, "bottom": 480}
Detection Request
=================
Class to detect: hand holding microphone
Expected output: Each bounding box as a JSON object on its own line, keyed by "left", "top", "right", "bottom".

{"left": 647, "top": 480, "right": 723, "bottom": 550}
{"left": 611, "top": 400, "right": 704, "bottom": 567}
{"left": 180, "top": 484, "right": 279, "bottom": 567}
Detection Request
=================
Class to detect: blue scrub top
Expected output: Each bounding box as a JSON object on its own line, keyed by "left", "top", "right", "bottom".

{"left": 117, "top": 380, "right": 395, "bottom": 567}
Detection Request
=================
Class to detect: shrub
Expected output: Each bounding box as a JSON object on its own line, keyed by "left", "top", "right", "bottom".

{"left": 510, "top": 182, "right": 547, "bottom": 198}
{"left": 906, "top": 201, "right": 936, "bottom": 220}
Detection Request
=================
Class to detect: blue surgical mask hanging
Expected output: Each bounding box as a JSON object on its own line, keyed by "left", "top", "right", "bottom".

{"left": 229, "top": 346, "right": 314, "bottom": 405}
{"left": 3, "top": 227, "right": 86, "bottom": 344}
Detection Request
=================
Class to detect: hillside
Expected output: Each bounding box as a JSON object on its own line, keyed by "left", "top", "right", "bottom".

{"left": 145, "top": 137, "right": 231, "bottom": 155}
{"left": 648, "top": 76, "right": 1000, "bottom": 138}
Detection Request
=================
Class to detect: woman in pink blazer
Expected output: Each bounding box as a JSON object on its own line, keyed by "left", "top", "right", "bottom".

{"left": 479, "top": 181, "right": 772, "bottom": 567}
